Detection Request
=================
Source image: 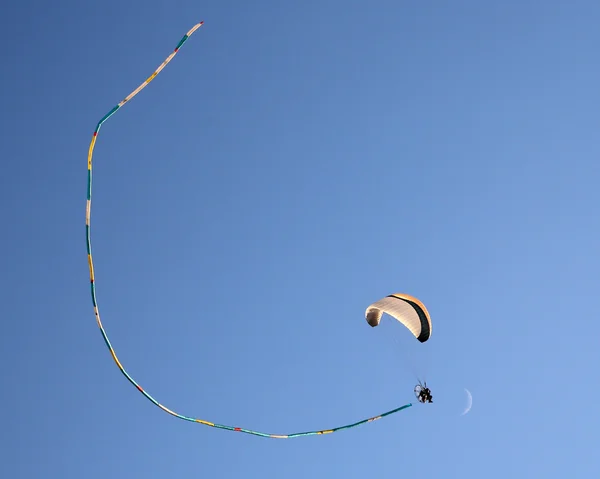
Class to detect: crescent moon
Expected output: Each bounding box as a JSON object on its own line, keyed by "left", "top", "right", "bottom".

{"left": 461, "top": 388, "right": 472, "bottom": 416}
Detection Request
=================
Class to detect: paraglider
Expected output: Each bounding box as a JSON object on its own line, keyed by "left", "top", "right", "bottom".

{"left": 365, "top": 293, "right": 432, "bottom": 343}
{"left": 414, "top": 382, "right": 433, "bottom": 403}
{"left": 365, "top": 293, "right": 434, "bottom": 403}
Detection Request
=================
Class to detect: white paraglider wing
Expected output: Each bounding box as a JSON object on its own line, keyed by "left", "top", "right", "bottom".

{"left": 365, "top": 293, "right": 432, "bottom": 343}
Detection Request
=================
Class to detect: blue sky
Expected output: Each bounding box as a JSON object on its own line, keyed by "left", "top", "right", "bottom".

{"left": 2, "top": 0, "right": 599, "bottom": 476}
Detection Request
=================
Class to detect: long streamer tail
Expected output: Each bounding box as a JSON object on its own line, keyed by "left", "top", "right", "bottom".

{"left": 85, "top": 22, "right": 412, "bottom": 438}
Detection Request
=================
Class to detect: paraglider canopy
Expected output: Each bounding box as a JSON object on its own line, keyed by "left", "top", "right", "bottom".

{"left": 365, "top": 293, "right": 432, "bottom": 343}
